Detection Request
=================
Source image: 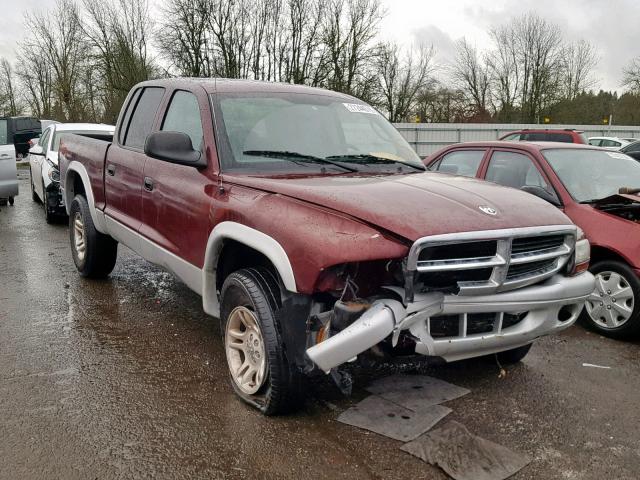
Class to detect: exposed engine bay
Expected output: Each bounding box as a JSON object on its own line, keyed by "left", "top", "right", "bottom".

{"left": 593, "top": 194, "right": 640, "bottom": 223}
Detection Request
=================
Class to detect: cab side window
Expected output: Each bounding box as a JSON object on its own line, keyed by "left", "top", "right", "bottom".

{"left": 433, "top": 150, "right": 485, "bottom": 177}
{"left": 161, "top": 90, "right": 204, "bottom": 150}
{"left": 123, "top": 87, "right": 165, "bottom": 150}
{"left": 485, "top": 151, "right": 549, "bottom": 190}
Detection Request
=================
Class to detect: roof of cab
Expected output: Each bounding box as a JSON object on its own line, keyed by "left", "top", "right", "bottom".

{"left": 133, "top": 77, "right": 359, "bottom": 100}
{"left": 426, "top": 141, "right": 607, "bottom": 160}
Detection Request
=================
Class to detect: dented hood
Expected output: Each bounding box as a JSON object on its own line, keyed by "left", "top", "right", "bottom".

{"left": 225, "top": 172, "right": 572, "bottom": 242}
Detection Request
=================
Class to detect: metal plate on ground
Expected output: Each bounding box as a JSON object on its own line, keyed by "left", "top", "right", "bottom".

{"left": 337, "top": 395, "right": 451, "bottom": 442}
{"left": 401, "top": 421, "right": 531, "bottom": 480}
{"left": 365, "top": 375, "right": 470, "bottom": 411}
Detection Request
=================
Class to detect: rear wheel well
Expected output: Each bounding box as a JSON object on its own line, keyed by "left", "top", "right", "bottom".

{"left": 72, "top": 173, "right": 85, "bottom": 198}
{"left": 590, "top": 246, "right": 631, "bottom": 267}
{"left": 216, "top": 240, "right": 281, "bottom": 293}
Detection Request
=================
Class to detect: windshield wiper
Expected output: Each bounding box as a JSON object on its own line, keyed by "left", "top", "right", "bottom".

{"left": 243, "top": 150, "right": 359, "bottom": 173}
{"left": 326, "top": 153, "right": 425, "bottom": 171}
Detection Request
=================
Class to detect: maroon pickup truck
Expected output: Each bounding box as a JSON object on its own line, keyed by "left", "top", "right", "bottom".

{"left": 59, "top": 78, "right": 594, "bottom": 414}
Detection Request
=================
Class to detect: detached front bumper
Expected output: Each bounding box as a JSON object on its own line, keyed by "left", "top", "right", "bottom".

{"left": 306, "top": 272, "right": 594, "bottom": 372}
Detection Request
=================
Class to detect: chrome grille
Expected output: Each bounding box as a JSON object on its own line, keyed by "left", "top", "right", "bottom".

{"left": 406, "top": 226, "right": 577, "bottom": 296}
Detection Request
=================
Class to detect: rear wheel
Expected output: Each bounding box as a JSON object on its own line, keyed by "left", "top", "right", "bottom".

{"left": 8, "top": 196, "right": 14, "bottom": 206}
{"left": 69, "top": 194, "right": 118, "bottom": 278}
{"left": 220, "top": 267, "right": 303, "bottom": 415}
{"left": 580, "top": 260, "right": 640, "bottom": 339}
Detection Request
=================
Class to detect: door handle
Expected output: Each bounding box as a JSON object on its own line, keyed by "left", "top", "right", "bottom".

{"left": 107, "top": 164, "right": 116, "bottom": 176}
{"left": 143, "top": 177, "right": 154, "bottom": 192}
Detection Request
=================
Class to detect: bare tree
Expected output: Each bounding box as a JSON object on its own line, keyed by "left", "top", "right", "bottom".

{"left": 322, "top": 0, "right": 384, "bottom": 101}
{"left": 157, "top": 0, "right": 212, "bottom": 77}
{"left": 486, "top": 25, "right": 520, "bottom": 121}
{"left": 22, "top": 0, "right": 88, "bottom": 121}
{"left": 377, "top": 42, "right": 435, "bottom": 122}
{"left": 0, "top": 59, "right": 21, "bottom": 116}
{"left": 451, "top": 39, "right": 490, "bottom": 119}
{"left": 286, "top": 0, "right": 327, "bottom": 84}
{"left": 561, "top": 40, "right": 598, "bottom": 100}
{"left": 623, "top": 57, "right": 640, "bottom": 93}
{"left": 82, "top": 0, "right": 157, "bottom": 122}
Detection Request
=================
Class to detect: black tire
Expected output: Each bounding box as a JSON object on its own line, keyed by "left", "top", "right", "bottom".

{"left": 0, "top": 198, "right": 6, "bottom": 206}
{"left": 220, "top": 267, "right": 303, "bottom": 415}
{"left": 579, "top": 260, "right": 640, "bottom": 339}
{"left": 69, "top": 194, "right": 118, "bottom": 278}
{"left": 43, "top": 181, "right": 55, "bottom": 224}
{"left": 30, "top": 171, "right": 39, "bottom": 202}
{"left": 495, "top": 343, "right": 533, "bottom": 364}
{"left": 8, "top": 196, "right": 14, "bottom": 206}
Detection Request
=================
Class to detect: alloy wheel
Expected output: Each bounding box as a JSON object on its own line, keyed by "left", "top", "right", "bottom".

{"left": 73, "top": 212, "right": 86, "bottom": 262}
{"left": 225, "top": 306, "right": 267, "bottom": 395}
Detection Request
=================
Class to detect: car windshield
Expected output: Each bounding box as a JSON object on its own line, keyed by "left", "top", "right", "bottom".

{"left": 211, "top": 92, "right": 423, "bottom": 174}
{"left": 51, "top": 130, "right": 113, "bottom": 151}
{"left": 542, "top": 148, "right": 640, "bottom": 202}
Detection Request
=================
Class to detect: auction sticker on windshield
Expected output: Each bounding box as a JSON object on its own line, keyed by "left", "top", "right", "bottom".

{"left": 343, "top": 103, "right": 379, "bottom": 115}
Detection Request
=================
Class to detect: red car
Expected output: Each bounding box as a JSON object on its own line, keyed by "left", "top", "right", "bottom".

{"left": 500, "top": 129, "right": 588, "bottom": 144}
{"left": 425, "top": 141, "right": 640, "bottom": 338}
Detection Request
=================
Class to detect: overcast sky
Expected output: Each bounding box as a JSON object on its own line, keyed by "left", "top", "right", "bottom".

{"left": 1, "top": 0, "right": 637, "bottom": 92}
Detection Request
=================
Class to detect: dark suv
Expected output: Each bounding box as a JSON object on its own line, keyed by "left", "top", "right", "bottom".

{"left": 500, "top": 129, "right": 588, "bottom": 144}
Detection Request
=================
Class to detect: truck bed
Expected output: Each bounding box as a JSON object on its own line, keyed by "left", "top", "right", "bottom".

{"left": 59, "top": 133, "right": 113, "bottom": 211}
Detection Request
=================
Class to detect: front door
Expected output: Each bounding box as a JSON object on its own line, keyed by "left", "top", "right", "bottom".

{"left": 140, "top": 89, "right": 213, "bottom": 268}
{"left": 104, "top": 86, "right": 165, "bottom": 234}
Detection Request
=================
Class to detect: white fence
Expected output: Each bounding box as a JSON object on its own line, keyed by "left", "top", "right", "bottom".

{"left": 393, "top": 123, "right": 640, "bottom": 157}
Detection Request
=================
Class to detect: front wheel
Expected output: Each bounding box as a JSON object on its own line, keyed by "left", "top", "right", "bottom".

{"left": 8, "top": 196, "right": 14, "bottom": 206}
{"left": 220, "top": 268, "right": 303, "bottom": 415}
{"left": 43, "top": 182, "right": 55, "bottom": 224}
{"left": 69, "top": 194, "right": 118, "bottom": 278}
{"left": 495, "top": 343, "right": 533, "bottom": 364}
{"left": 580, "top": 260, "right": 640, "bottom": 339}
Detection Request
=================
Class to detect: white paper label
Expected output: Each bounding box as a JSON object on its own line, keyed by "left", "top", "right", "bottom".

{"left": 343, "top": 103, "right": 379, "bottom": 115}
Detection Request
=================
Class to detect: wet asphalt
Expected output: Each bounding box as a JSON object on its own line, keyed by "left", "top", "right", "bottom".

{"left": 1, "top": 174, "right": 639, "bottom": 480}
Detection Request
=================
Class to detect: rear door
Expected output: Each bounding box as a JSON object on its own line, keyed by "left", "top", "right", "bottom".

{"left": 0, "top": 118, "right": 18, "bottom": 199}
{"left": 104, "top": 86, "right": 165, "bottom": 237}
{"left": 140, "top": 88, "right": 212, "bottom": 268}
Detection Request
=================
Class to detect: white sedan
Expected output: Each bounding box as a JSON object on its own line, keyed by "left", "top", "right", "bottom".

{"left": 29, "top": 123, "right": 114, "bottom": 223}
{"left": 587, "top": 136, "right": 630, "bottom": 150}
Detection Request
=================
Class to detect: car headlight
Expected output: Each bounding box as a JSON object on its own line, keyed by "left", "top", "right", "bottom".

{"left": 48, "top": 167, "right": 60, "bottom": 183}
{"left": 571, "top": 226, "right": 590, "bottom": 275}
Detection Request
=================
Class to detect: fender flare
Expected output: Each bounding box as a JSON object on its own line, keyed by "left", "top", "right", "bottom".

{"left": 202, "top": 221, "right": 298, "bottom": 318}
{"left": 63, "top": 160, "right": 107, "bottom": 232}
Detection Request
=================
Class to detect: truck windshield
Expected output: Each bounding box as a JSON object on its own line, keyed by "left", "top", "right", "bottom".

{"left": 211, "top": 92, "right": 423, "bottom": 174}
{"left": 542, "top": 148, "right": 640, "bottom": 202}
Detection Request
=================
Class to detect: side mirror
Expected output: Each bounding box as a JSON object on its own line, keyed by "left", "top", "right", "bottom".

{"left": 30, "top": 145, "right": 44, "bottom": 156}
{"left": 144, "top": 131, "right": 206, "bottom": 168}
{"left": 521, "top": 185, "right": 562, "bottom": 207}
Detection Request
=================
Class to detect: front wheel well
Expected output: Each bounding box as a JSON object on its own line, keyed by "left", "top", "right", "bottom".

{"left": 216, "top": 239, "right": 281, "bottom": 293}
{"left": 589, "top": 246, "right": 632, "bottom": 268}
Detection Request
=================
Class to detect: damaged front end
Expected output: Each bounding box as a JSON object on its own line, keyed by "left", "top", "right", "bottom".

{"left": 304, "top": 225, "right": 595, "bottom": 375}
{"left": 591, "top": 193, "right": 640, "bottom": 223}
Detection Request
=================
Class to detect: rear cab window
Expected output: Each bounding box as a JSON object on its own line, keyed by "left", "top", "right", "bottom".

{"left": 122, "top": 87, "right": 165, "bottom": 150}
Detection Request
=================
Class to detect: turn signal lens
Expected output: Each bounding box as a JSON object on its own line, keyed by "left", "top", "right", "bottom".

{"left": 572, "top": 227, "right": 590, "bottom": 275}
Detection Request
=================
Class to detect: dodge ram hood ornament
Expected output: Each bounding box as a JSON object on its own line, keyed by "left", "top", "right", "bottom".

{"left": 479, "top": 205, "right": 497, "bottom": 215}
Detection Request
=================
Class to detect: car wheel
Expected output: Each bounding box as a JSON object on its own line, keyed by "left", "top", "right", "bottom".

{"left": 580, "top": 260, "right": 640, "bottom": 339}
{"left": 42, "top": 181, "right": 56, "bottom": 224}
{"left": 8, "top": 196, "right": 14, "bottom": 206}
{"left": 30, "top": 171, "right": 39, "bottom": 202}
{"left": 0, "top": 198, "right": 6, "bottom": 206}
{"left": 220, "top": 267, "right": 303, "bottom": 415}
{"left": 69, "top": 194, "right": 118, "bottom": 278}
{"left": 495, "top": 343, "right": 532, "bottom": 364}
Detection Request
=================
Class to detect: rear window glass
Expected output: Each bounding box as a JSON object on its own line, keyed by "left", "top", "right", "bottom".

{"left": 123, "top": 87, "right": 165, "bottom": 149}
{"left": 522, "top": 132, "right": 573, "bottom": 143}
